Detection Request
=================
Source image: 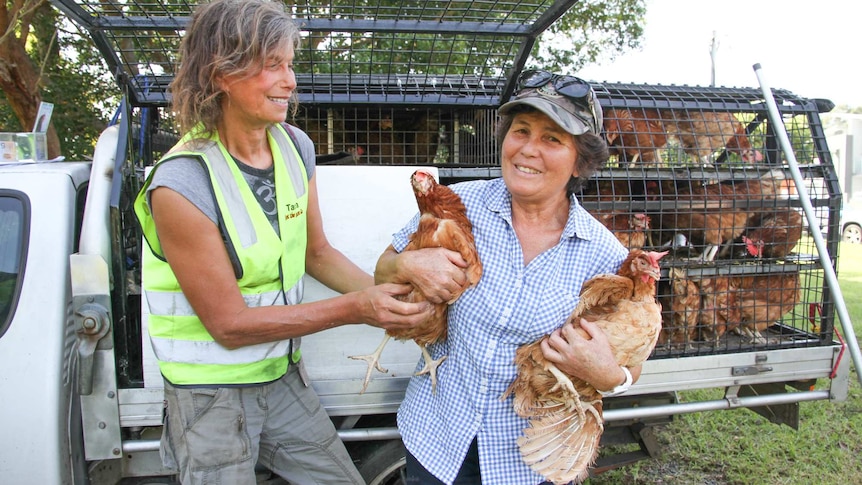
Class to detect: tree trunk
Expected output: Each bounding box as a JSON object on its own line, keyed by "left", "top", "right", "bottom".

{"left": 0, "top": 0, "right": 61, "bottom": 159}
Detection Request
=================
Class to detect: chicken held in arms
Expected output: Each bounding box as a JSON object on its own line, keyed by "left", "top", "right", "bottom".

{"left": 350, "top": 170, "right": 482, "bottom": 394}
{"left": 504, "top": 249, "right": 666, "bottom": 484}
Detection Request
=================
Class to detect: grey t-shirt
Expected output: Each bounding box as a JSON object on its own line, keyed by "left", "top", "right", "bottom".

{"left": 147, "top": 124, "right": 316, "bottom": 233}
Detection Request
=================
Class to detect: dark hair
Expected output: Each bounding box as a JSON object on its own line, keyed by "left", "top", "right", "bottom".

{"left": 170, "top": 0, "right": 301, "bottom": 138}
{"left": 495, "top": 104, "right": 609, "bottom": 197}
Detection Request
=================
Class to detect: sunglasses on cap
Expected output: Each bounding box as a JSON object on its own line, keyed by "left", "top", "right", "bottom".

{"left": 516, "top": 70, "right": 601, "bottom": 134}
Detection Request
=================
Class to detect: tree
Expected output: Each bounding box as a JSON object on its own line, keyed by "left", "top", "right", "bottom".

{"left": 2, "top": 0, "right": 645, "bottom": 160}
{"left": 0, "top": 0, "right": 115, "bottom": 160}
{"left": 294, "top": 0, "right": 646, "bottom": 76}
{"left": 531, "top": 0, "right": 646, "bottom": 71}
{"left": 0, "top": 0, "right": 60, "bottom": 156}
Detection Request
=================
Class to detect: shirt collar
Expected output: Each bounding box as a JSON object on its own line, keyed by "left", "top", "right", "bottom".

{"left": 484, "top": 178, "right": 596, "bottom": 241}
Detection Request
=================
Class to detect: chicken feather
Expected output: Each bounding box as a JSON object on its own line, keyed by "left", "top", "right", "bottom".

{"left": 731, "top": 272, "right": 800, "bottom": 344}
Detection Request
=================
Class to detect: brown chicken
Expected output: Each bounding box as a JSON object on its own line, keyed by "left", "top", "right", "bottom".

{"left": 648, "top": 169, "right": 785, "bottom": 261}
{"left": 662, "top": 110, "right": 763, "bottom": 165}
{"left": 604, "top": 108, "right": 668, "bottom": 165}
{"left": 730, "top": 272, "right": 800, "bottom": 344}
{"left": 504, "top": 249, "right": 666, "bottom": 484}
{"left": 588, "top": 210, "right": 650, "bottom": 250}
{"left": 696, "top": 276, "right": 741, "bottom": 345}
{"left": 657, "top": 267, "right": 701, "bottom": 348}
{"left": 349, "top": 170, "right": 482, "bottom": 393}
{"left": 738, "top": 208, "right": 805, "bottom": 259}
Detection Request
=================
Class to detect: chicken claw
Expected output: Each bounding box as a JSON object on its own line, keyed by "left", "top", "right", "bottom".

{"left": 415, "top": 345, "right": 447, "bottom": 394}
{"left": 545, "top": 362, "right": 586, "bottom": 422}
{"left": 348, "top": 335, "right": 391, "bottom": 394}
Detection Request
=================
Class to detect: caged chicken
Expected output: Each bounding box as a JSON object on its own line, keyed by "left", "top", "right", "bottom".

{"left": 696, "top": 276, "right": 741, "bottom": 345}
{"left": 349, "top": 170, "right": 482, "bottom": 393}
{"left": 588, "top": 210, "right": 650, "bottom": 250}
{"left": 735, "top": 208, "right": 805, "bottom": 259}
{"left": 504, "top": 249, "right": 666, "bottom": 484}
{"left": 730, "top": 272, "right": 800, "bottom": 344}
{"left": 579, "top": 178, "right": 639, "bottom": 202}
{"left": 662, "top": 110, "right": 763, "bottom": 165}
{"left": 604, "top": 108, "right": 668, "bottom": 166}
{"left": 648, "top": 169, "right": 785, "bottom": 261}
{"left": 657, "top": 267, "right": 701, "bottom": 348}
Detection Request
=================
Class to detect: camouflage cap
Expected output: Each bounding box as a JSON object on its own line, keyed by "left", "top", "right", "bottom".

{"left": 499, "top": 81, "right": 602, "bottom": 136}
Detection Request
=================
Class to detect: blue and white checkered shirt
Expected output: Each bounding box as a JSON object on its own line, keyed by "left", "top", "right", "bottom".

{"left": 394, "top": 178, "right": 629, "bottom": 485}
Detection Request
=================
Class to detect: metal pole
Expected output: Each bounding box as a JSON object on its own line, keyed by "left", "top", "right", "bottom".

{"left": 122, "top": 427, "right": 404, "bottom": 453}
{"left": 753, "top": 62, "right": 862, "bottom": 385}
{"left": 604, "top": 390, "right": 831, "bottom": 422}
{"left": 709, "top": 31, "right": 718, "bottom": 87}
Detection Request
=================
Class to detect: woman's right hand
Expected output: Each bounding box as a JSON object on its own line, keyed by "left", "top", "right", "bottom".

{"left": 358, "top": 283, "right": 433, "bottom": 331}
{"left": 380, "top": 247, "right": 469, "bottom": 304}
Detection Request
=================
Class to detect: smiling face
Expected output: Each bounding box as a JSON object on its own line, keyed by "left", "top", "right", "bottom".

{"left": 501, "top": 110, "right": 579, "bottom": 206}
{"left": 217, "top": 43, "right": 296, "bottom": 129}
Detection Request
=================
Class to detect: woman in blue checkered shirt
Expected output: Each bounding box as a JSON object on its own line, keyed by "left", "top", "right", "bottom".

{"left": 375, "top": 71, "right": 641, "bottom": 484}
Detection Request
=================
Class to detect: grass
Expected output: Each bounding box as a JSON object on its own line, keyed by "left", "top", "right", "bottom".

{"left": 589, "top": 243, "right": 862, "bottom": 485}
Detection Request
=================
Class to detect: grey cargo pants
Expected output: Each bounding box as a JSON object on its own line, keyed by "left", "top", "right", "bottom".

{"left": 160, "top": 363, "right": 363, "bottom": 484}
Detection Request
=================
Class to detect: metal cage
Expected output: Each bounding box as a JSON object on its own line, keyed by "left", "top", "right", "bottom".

{"left": 50, "top": 0, "right": 845, "bottom": 371}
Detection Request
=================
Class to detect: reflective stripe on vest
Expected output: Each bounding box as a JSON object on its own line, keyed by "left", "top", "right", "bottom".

{"left": 145, "top": 287, "right": 302, "bottom": 317}
{"left": 201, "top": 125, "right": 306, "bottom": 249}
{"left": 134, "top": 123, "right": 308, "bottom": 385}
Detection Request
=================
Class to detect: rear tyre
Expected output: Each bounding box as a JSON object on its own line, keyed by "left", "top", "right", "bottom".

{"left": 355, "top": 440, "right": 407, "bottom": 485}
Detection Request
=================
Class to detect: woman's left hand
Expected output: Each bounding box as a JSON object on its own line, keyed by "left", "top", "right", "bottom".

{"left": 540, "top": 318, "right": 624, "bottom": 391}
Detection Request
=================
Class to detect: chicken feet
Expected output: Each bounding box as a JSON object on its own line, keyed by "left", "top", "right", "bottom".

{"left": 349, "top": 336, "right": 448, "bottom": 394}
{"left": 545, "top": 361, "right": 587, "bottom": 423}
{"left": 415, "top": 345, "right": 447, "bottom": 394}
{"left": 349, "top": 334, "right": 392, "bottom": 394}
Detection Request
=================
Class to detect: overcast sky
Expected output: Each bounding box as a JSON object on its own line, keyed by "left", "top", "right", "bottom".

{"left": 577, "top": 0, "right": 861, "bottom": 107}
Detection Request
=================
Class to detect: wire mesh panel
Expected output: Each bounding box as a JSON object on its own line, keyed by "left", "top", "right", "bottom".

{"left": 295, "top": 105, "right": 499, "bottom": 165}
{"left": 286, "top": 81, "right": 841, "bottom": 362}
{"left": 52, "top": 0, "right": 577, "bottom": 107}
{"left": 53, "top": 0, "right": 842, "bottom": 364}
{"left": 574, "top": 83, "right": 840, "bottom": 360}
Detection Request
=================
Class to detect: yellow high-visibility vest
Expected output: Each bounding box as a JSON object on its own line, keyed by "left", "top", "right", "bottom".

{"left": 134, "top": 124, "right": 307, "bottom": 385}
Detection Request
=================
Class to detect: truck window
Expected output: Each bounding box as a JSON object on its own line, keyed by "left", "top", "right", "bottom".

{"left": 0, "top": 192, "right": 29, "bottom": 338}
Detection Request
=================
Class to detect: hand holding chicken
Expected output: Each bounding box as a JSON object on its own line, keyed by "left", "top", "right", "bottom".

{"left": 504, "top": 249, "right": 666, "bottom": 484}
{"left": 351, "top": 170, "right": 482, "bottom": 394}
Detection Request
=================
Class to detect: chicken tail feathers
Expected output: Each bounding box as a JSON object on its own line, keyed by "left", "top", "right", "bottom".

{"left": 517, "top": 399, "right": 604, "bottom": 484}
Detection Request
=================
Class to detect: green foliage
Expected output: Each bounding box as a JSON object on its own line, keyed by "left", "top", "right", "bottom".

{"left": 530, "top": 0, "right": 647, "bottom": 72}
{"left": 0, "top": 5, "right": 117, "bottom": 160}
{"left": 293, "top": 0, "right": 646, "bottom": 77}
{"left": 589, "top": 242, "right": 862, "bottom": 485}
{"left": 6, "top": 0, "right": 646, "bottom": 157}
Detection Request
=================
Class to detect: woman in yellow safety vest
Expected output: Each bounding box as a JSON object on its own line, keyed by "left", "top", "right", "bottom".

{"left": 133, "top": 0, "right": 435, "bottom": 483}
